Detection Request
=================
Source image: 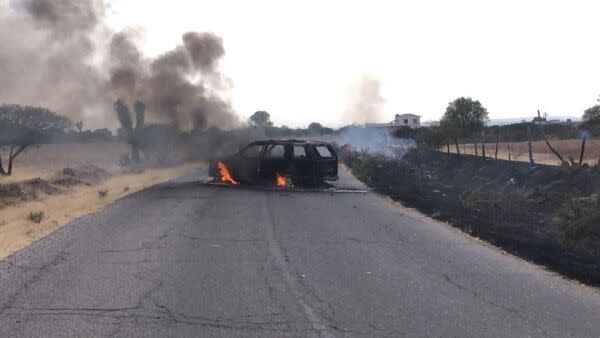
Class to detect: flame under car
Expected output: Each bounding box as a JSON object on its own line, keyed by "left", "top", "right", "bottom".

{"left": 209, "top": 140, "right": 339, "bottom": 186}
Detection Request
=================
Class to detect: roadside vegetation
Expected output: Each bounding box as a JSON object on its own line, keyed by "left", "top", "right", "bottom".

{"left": 337, "top": 95, "right": 600, "bottom": 286}
{"left": 339, "top": 147, "right": 600, "bottom": 285}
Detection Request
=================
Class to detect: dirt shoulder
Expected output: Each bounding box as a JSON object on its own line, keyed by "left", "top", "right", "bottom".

{"left": 0, "top": 163, "right": 203, "bottom": 260}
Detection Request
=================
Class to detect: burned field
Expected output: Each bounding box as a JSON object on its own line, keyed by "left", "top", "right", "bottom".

{"left": 340, "top": 148, "right": 600, "bottom": 285}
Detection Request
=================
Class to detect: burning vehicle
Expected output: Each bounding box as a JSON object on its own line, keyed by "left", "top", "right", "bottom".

{"left": 209, "top": 140, "right": 338, "bottom": 186}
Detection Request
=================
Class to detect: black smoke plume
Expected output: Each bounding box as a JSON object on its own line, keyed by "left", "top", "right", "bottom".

{"left": 0, "top": 0, "right": 238, "bottom": 130}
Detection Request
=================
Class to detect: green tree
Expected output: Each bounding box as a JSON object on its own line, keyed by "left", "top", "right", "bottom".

{"left": 0, "top": 104, "right": 71, "bottom": 176}
{"left": 440, "top": 97, "right": 489, "bottom": 155}
{"left": 441, "top": 97, "right": 489, "bottom": 131}
{"left": 249, "top": 111, "right": 273, "bottom": 127}
{"left": 308, "top": 122, "right": 323, "bottom": 133}
{"left": 582, "top": 105, "right": 600, "bottom": 123}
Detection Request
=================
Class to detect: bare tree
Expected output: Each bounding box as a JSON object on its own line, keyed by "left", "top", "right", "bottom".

{"left": 76, "top": 121, "right": 83, "bottom": 132}
{"left": 0, "top": 104, "right": 71, "bottom": 176}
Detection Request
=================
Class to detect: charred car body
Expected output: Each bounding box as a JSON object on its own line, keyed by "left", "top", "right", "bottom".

{"left": 209, "top": 140, "right": 338, "bottom": 185}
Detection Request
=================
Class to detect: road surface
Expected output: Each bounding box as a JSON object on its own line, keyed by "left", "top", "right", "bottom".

{"left": 1, "top": 169, "right": 600, "bottom": 337}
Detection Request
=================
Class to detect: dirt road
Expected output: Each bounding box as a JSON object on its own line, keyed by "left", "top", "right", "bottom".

{"left": 1, "top": 170, "right": 600, "bottom": 336}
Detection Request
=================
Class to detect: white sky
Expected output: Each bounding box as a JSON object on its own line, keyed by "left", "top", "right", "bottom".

{"left": 106, "top": 0, "right": 600, "bottom": 127}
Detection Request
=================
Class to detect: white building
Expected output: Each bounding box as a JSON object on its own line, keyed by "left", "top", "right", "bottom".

{"left": 393, "top": 114, "right": 421, "bottom": 127}
{"left": 366, "top": 114, "right": 421, "bottom": 129}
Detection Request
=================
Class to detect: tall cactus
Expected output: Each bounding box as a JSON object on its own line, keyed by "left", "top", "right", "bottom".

{"left": 114, "top": 99, "right": 145, "bottom": 163}
{"left": 134, "top": 100, "right": 145, "bottom": 130}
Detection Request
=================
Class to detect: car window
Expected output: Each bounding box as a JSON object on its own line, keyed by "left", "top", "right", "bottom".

{"left": 265, "top": 144, "right": 285, "bottom": 158}
{"left": 240, "top": 144, "right": 264, "bottom": 159}
{"left": 314, "top": 145, "right": 333, "bottom": 158}
{"left": 293, "top": 145, "right": 306, "bottom": 158}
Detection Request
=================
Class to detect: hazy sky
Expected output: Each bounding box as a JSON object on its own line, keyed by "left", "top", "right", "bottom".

{"left": 107, "top": 0, "right": 600, "bottom": 127}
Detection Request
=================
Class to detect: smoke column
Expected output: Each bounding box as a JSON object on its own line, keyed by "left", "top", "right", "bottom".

{"left": 0, "top": 0, "right": 238, "bottom": 130}
{"left": 342, "top": 75, "right": 385, "bottom": 125}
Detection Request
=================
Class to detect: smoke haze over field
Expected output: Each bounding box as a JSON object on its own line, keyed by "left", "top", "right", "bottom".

{"left": 337, "top": 126, "right": 415, "bottom": 158}
{"left": 0, "top": 0, "right": 237, "bottom": 130}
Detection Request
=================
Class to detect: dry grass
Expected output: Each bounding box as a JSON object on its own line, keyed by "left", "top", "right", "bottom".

{"left": 0, "top": 162, "right": 203, "bottom": 260}
{"left": 0, "top": 142, "right": 129, "bottom": 183}
{"left": 449, "top": 139, "right": 600, "bottom": 165}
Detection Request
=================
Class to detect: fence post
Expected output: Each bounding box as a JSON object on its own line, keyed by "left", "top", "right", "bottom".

{"left": 481, "top": 130, "right": 486, "bottom": 158}
{"left": 495, "top": 136, "right": 499, "bottom": 159}
{"left": 579, "top": 135, "right": 587, "bottom": 166}
{"left": 454, "top": 139, "right": 461, "bottom": 155}
{"left": 542, "top": 132, "right": 565, "bottom": 164}
{"left": 527, "top": 126, "right": 535, "bottom": 165}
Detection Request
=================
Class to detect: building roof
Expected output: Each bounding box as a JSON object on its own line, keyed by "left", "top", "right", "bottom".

{"left": 395, "top": 113, "right": 420, "bottom": 118}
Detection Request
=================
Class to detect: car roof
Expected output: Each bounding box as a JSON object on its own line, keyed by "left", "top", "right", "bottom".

{"left": 249, "top": 139, "right": 331, "bottom": 146}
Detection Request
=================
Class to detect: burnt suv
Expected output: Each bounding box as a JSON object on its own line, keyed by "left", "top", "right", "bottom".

{"left": 209, "top": 140, "right": 338, "bottom": 185}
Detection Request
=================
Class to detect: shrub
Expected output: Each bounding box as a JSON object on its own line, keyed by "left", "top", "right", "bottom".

{"left": 98, "top": 189, "right": 108, "bottom": 198}
{"left": 459, "top": 183, "right": 530, "bottom": 224}
{"left": 554, "top": 194, "right": 600, "bottom": 243}
{"left": 27, "top": 211, "right": 44, "bottom": 223}
{"left": 336, "top": 145, "right": 360, "bottom": 169}
{"left": 119, "top": 153, "right": 131, "bottom": 167}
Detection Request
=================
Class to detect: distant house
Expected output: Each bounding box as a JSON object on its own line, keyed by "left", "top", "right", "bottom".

{"left": 366, "top": 114, "right": 421, "bottom": 129}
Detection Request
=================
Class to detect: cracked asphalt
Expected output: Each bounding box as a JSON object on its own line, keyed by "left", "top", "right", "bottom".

{"left": 1, "top": 169, "right": 600, "bottom": 337}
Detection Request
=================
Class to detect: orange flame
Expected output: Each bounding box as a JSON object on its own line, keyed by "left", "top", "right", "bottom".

{"left": 275, "top": 173, "right": 286, "bottom": 187}
{"left": 217, "top": 161, "right": 238, "bottom": 185}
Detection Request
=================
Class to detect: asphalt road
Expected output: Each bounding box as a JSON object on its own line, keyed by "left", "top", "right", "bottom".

{"left": 1, "top": 169, "right": 600, "bottom": 337}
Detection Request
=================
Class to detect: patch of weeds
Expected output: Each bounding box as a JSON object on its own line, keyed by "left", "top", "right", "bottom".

{"left": 459, "top": 191, "right": 476, "bottom": 210}
{"left": 27, "top": 211, "right": 45, "bottom": 224}
{"left": 459, "top": 183, "right": 530, "bottom": 223}
{"left": 98, "top": 189, "right": 108, "bottom": 198}
{"left": 560, "top": 156, "right": 588, "bottom": 177}
{"left": 553, "top": 194, "right": 600, "bottom": 244}
{"left": 123, "top": 186, "right": 130, "bottom": 192}
{"left": 119, "top": 153, "right": 131, "bottom": 167}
